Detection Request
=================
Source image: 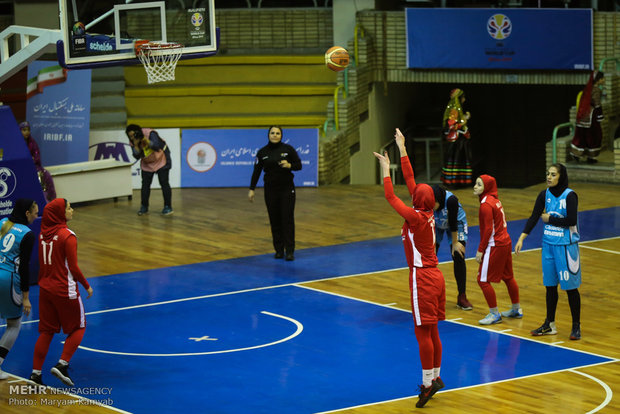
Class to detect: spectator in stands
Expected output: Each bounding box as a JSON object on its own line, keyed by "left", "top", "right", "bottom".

{"left": 570, "top": 71, "right": 605, "bottom": 164}
{"left": 441, "top": 89, "right": 473, "bottom": 187}
{"left": 20, "top": 121, "right": 56, "bottom": 202}
{"left": 126, "top": 124, "right": 173, "bottom": 216}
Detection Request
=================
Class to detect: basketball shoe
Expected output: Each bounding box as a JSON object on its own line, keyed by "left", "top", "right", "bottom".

{"left": 51, "top": 362, "right": 74, "bottom": 386}
{"left": 531, "top": 320, "right": 557, "bottom": 336}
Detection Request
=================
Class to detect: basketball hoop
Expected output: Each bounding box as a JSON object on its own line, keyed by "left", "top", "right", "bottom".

{"left": 135, "top": 40, "right": 183, "bottom": 84}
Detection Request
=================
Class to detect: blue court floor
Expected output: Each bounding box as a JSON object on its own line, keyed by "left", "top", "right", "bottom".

{"left": 3, "top": 207, "right": 619, "bottom": 413}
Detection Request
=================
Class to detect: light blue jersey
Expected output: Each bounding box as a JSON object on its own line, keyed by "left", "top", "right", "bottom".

{"left": 543, "top": 188, "right": 579, "bottom": 245}
{"left": 434, "top": 190, "right": 468, "bottom": 245}
{"left": 541, "top": 188, "right": 581, "bottom": 290}
{"left": 0, "top": 218, "right": 32, "bottom": 318}
{"left": 0, "top": 218, "right": 31, "bottom": 274}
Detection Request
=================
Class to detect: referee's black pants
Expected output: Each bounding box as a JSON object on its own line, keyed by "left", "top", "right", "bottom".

{"left": 264, "top": 185, "right": 296, "bottom": 255}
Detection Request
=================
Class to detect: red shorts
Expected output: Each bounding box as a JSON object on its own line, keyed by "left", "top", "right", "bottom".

{"left": 477, "top": 244, "right": 514, "bottom": 283}
{"left": 38, "top": 287, "right": 86, "bottom": 334}
{"left": 409, "top": 267, "right": 446, "bottom": 326}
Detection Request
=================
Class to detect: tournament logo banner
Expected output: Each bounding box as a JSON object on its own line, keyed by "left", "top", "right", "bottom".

{"left": 181, "top": 129, "right": 318, "bottom": 188}
{"left": 406, "top": 8, "right": 592, "bottom": 70}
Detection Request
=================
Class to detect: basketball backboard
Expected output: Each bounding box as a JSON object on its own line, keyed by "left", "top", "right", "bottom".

{"left": 58, "top": 0, "right": 217, "bottom": 68}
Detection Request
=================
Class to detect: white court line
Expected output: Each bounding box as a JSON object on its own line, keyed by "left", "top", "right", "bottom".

{"left": 580, "top": 244, "right": 620, "bottom": 255}
{"left": 314, "top": 360, "right": 619, "bottom": 414}
{"left": 5, "top": 236, "right": 617, "bottom": 328}
{"left": 75, "top": 311, "right": 303, "bottom": 357}
{"left": 2, "top": 374, "right": 130, "bottom": 413}
{"left": 570, "top": 369, "right": 614, "bottom": 413}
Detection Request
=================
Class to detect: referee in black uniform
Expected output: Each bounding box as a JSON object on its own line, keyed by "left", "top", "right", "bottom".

{"left": 248, "top": 126, "right": 302, "bottom": 261}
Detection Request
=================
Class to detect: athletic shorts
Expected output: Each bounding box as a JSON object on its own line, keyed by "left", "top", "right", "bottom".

{"left": 435, "top": 223, "right": 468, "bottom": 247}
{"left": 0, "top": 270, "right": 23, "bottom": 319}
{"left": 38, "top": 287, "right": 86, "bottom": 334}
{"left": 542, "top": 242, "right": 581, "bottom": 290}
{"left": 477, "top": 244, "right": 514, "bottom": 283}
{"left": 409, "top": 267, "right": 446, "bottom": 326}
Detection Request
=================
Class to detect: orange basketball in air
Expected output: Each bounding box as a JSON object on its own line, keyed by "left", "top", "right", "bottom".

{"left": 325, "top": 46, "right": 349, "bottom": 72}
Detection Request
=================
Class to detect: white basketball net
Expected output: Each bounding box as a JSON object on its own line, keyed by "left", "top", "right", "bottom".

{"left": 136, "top": 42, "right": 183, "bottom": 84}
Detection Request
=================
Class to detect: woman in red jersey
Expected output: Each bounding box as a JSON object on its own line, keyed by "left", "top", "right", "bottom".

{"left": 473, "top": 175, "right": 521, "bottom": 326}
{"left": 30, "top": 198, "right": 93, "bottom": 387}
{"left": 374, "top": 128, "right": 445, "bottom": 409}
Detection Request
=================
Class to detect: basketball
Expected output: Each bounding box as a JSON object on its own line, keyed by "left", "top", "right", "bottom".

{"left": 325, "top": 46, "right": 349, "bottom": 72}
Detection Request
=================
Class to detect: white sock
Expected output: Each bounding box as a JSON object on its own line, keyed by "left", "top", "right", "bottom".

{"left": 58, "top": 359, "right": 68, "bottom": 366}
{"left": 32, "top": 369, "right": 42, "bottom": 375}
{"left": 433, "top": 367, "right": 441, "bottom": 379}
{"left": 423, "top": 369, "right": 433, "bottom": 387}
{"left": 490, "top": 307, "right": 499, "bottom": 314}
{"left": 513, "top": 303, "right": 521, "bottom": 310}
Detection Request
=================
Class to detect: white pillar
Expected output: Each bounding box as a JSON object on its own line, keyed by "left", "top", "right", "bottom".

{"left": 332, "top": 0, "right": 374, "bottom": 48}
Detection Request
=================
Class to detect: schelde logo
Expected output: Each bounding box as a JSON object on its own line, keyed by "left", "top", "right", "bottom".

{"left": 0, "top": 167, "right": 17, "bottom": 198}
{"left": 187, "top": 142, "right": 217, "bottom": 172}
{"left": 487, "top": 14, "right": 512, "bottom": 40}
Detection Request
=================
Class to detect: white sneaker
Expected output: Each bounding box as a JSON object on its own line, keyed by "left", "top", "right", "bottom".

{"left": 0, "top": 369, "right": 9, "bottom": 380}
{"left": 479, "top": 312, "right": 502, "bottom": 325}
{"left": 501, "top": 308, "right": 523, "bottom": 318}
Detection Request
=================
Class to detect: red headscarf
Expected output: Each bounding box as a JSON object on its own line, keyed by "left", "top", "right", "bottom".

{"left": 478, "top": 175, "right": 498, "bottom": 200}
{"left": 41, "top": 198, "right": 68, "bottom": 240}
{"left": 412, "top": 183, "right": 436, "bottom": 211}
{"left": 576, "top": 71, "right": 594, "bottom": 123}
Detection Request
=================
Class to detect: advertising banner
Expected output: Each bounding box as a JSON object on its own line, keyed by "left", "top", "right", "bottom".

{"left": 406, "top": 8, "right": 592, "bottom": 70}
{"left": 26, "top": 61, "right": 91, "bottom": 166}
{"left": 89, "top": 129, "right": 182, "bottom": 189}
{"left": 181, "top": 128, "right": 318, "bottom": 188}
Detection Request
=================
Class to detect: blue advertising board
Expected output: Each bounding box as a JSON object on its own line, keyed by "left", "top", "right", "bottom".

{"left": 406, "top": 8, "right": 592, "bottom": 70}
{"left": 26, "top": 61, "right": 91, "bottom": 166}
{"left": 0, "top": 105, "right": 47, "bottom": 281}
{"left": 181, "top": 129, "right": 318, "bottom": 188}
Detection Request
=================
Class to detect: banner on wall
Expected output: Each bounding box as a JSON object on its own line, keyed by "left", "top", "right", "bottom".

{"left": 26, "top": 61, "right": 91, "bottom": 166}
{"left": 0, "top": 106, "right": 47, "bottom": 281}
{"left": 88, "top": 129, "right": 182, "bottom": 189}
{"left": 181, "top": 129, "right": 318, "bottom": 188}
{"left": 406, "top": 8, "right": 593, "bottom": 70}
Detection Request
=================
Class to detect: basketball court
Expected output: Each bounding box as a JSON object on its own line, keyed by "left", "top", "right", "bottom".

{"left": 1, "top": 2, "right": 619, "bottom": 413}
{"left": 1, "top": 207, "right": 618, "bottom": 413}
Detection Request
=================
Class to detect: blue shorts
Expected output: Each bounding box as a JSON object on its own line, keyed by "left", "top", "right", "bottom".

{"left": 435, "top": 223, "right": 468, "bottom": 247}
{"left": 542, "top": 242, "right": 581, "bottom": 290}
{"left": 0, "top": 270, "right": 23, "bottom": 319}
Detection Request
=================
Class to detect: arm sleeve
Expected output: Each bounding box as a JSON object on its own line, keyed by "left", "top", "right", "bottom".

{"left": 384, "top": 177, "right": 421, "bottom": 224}
{"left": 478, "top": 203, "right": 493, "bottom": 253}
{"left": 64, "top": 235, "right": 90, "bottom": 290}
{"left": 548, "top": 191, "right": 578, "bottom": 228}
{"left": 521, "top": 190, "right": 546, "bottom": 234}
{"left": 129, "top": 142, "right": 142, "bottom": 160}
{"left": 446, "top": 195, "right": 459, "bottom": 232}
{"left": 249, "top": 151, "right": 264, "bottom": 190}
{"left": 400, "top": 156, "right": 417, "bottom": 197}
{"left": 17, "top": 232, "right": 35, "bottom": 292}
{"left": 148, "top": 131, "right": 165, "bottom": 151}
{"left": 287, "top": 145, "right": 302, "bottom": 171}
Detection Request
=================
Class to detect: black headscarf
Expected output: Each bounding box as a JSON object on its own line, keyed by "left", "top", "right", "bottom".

{"left": 8, "top": 198, "right": 35, "bottom": 225}
{"left": 549, "top": 163, "right": 568, "bottom": 197}
{"left": 431, "top": 184, "right": 446, "bottom": 211}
